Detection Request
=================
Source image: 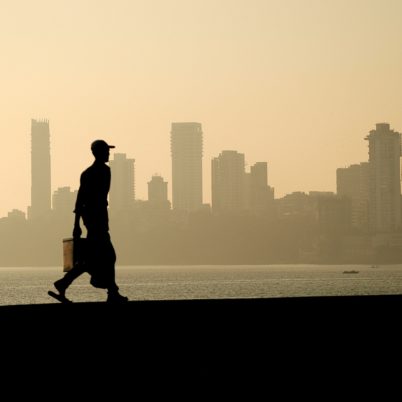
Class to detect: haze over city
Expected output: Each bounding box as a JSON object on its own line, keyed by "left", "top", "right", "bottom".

{"left": 1, "top": 0, "right": 402, "bottom": 218}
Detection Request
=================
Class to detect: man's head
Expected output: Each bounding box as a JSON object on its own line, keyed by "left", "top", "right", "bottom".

{"left": 91, "top": 139, "right": 115, "bottom": 162}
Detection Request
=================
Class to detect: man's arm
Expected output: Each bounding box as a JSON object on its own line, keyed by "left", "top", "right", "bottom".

{"left": 73, "top": 212, "right": 82, "bottom": 238}
{"left": 72, "top": 173, "right": 85, "bottom": 238}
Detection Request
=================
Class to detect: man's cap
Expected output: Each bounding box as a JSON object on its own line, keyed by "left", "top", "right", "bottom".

{"left": 91, "top": 139, "right": 115, "bottom": 152}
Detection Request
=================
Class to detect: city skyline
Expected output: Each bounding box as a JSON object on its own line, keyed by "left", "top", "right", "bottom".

{"left": 2, "top": 1, "right": 402, "bottom": 217}
{"left": 2, "top": 120, "right": 402, "bottom": 267}
{"left": 5, "top": 117, "right": 400, "bottom": 221}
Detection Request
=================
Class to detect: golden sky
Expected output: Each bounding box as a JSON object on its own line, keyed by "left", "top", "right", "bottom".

{"left": 1, "top": 0, "right": 402, "bottom": 217}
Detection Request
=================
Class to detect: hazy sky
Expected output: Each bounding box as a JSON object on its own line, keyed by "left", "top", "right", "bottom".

{"left": 1, "top": 0, "right": 402, "bottom": 217}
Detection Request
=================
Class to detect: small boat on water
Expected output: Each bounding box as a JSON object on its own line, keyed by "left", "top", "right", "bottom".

{"left": 343, "top": 270, "right": 359, "bottom": 274}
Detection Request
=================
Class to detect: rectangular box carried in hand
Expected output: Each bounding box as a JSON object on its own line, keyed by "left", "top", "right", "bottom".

{"left": 63, "top": 237, "right": 88, "bottom": 272}
{"left": 63, "top": 238, "right": 74, "bottom": 272}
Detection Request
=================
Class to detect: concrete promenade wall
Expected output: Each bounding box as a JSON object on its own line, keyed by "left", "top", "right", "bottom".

{"left": 1, "top": 296, "right": 400, "bottom": 392}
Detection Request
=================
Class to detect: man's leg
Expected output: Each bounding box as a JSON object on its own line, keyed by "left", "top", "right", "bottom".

{"left": 104, "top": 236, "right": 128, "bottom": 302}
{"left": 54, "top": 264, "right": 86, "bottom": 296}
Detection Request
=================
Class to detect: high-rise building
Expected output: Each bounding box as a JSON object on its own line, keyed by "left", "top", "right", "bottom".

{"left": 52, "top": 187, "right": 78, "bottom": 215}
{"left": 28, "top": 119, "right": 51, "bottom": 220}
{"left": 211, "top": 150, "right": 246, "bottom": 213}
{"left": 148, "top": 175, "right": 170, "bottom": 209}
{"left": 336, "top": 162, "right": 369, "bottom": 230}
{"left": 148, "top": 175, "right": 168, "bottom": 202}
{"left": 170, "top": 122, "right": 203, "bottom": 212}
{"left": 246, "top": 162, "right": 275, "bottom": 215}
{"left": 109, "top": 153, "right": 135, "bottom": 211}
{"left": 365, "top": 123, "right": 401, "bottom": 232}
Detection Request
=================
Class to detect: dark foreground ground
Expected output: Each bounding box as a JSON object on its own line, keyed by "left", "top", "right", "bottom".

{"left": 1, "top": 295, "right": 401, "bottom": 395}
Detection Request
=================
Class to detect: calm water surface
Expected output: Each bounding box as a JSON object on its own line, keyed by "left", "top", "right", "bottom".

{"left": 0, "top": 264, "right": 402, "bottom": 306}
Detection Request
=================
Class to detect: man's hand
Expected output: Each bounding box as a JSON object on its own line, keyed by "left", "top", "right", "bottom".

{"left": 73, "top": 225, "right": 82, "bottom": 239}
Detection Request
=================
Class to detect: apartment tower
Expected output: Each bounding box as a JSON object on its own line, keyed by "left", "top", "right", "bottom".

{"left": 170, "top": 122, "right": 203, "bottom": 212}
{"left": 109, "top": 153, "right": 135, "bottom": 212}
{"left": 365, "top": 123, "right": 401, "bottom": 232}
{"left": 336, "top": 162, "right": 369, "bottom": 230}
{"left": 211, "top": 150, "right": 246, "bottom": 213}
{"left": 29, "top": 119, "right": 51, "bottom": 220}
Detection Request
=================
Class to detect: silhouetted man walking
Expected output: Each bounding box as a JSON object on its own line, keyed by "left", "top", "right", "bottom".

{"left": 49, "top": 139, "right": 128, "bottom": 303}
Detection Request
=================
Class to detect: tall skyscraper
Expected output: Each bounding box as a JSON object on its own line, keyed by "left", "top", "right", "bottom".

{"left": 365, "top": 123, "right": 401, "bottom": 232}
{"left": 211, "top": 150, "right": 246, "bottom": 213}
{"left": 336, "top": 162, "right": 369, "bottom": 230}
{"left": 109, "top": 153, "right": 135, "bottom": 212}
{"left": 170, "top": 122, "right": 203, "bottom": 212}
{"left": 28, "top": 119, "right": 51, "bottom": 220}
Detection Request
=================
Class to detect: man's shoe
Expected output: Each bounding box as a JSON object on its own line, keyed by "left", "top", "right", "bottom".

{"left": 48, "top": 290, "right": 72, "bottom": 304}
{"left": 107, "top": 293, "right": 129, "bottom": 303}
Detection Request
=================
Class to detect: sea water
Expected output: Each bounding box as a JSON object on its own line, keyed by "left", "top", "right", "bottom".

{"left": 1, "top": 264, "right": 402, "bottom": 306}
